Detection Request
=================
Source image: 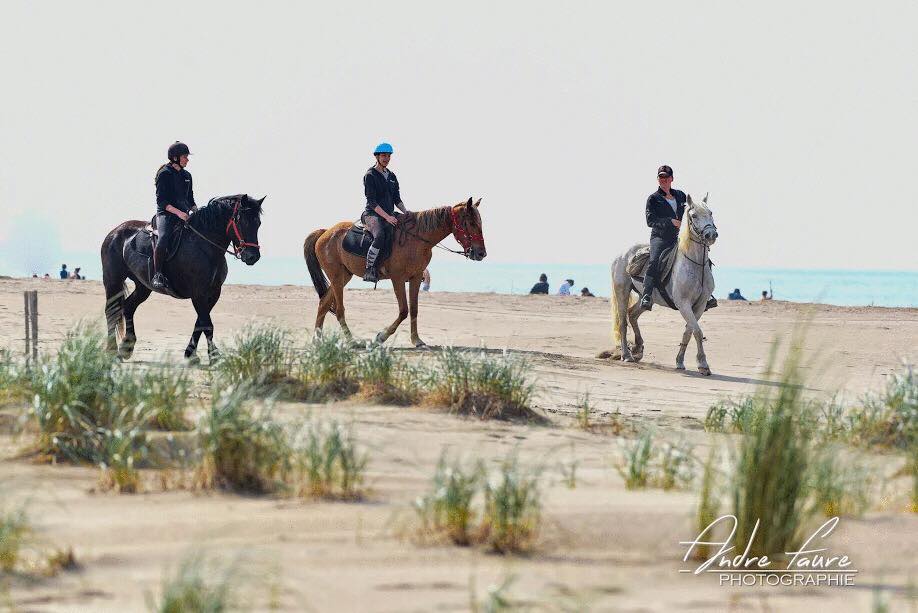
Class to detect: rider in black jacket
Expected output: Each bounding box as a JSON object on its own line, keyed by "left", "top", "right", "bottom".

{"left": 361, "top": 142, "right": 409, "bottom": 282}
{"left": 640, "top": 165, "right": 716, "bottom": 311}
{"left": 152, "top": 142, "right": 196, "bottom": 290}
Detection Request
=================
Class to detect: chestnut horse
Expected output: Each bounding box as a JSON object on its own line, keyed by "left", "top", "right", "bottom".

{"left": 303, "top": 198, "right": 486, "bottom": 346}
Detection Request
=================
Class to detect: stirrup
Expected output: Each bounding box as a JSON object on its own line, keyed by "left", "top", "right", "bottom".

{"left": 705, "top": 297, "right": 718, "bottom": 310}
{"left": 152, "top": 272, "right": 167, "bottom": 289}
{"left": 640, "top": 295, "right": 653, "bottom": 311}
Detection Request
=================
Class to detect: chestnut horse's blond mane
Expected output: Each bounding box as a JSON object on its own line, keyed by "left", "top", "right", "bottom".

{"left": 411, "top": 206, "right": 451, "bottom": 235}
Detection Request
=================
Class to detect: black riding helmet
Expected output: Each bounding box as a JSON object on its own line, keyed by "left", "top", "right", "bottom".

{"left": 167, "top": 141, "right": 191, "bottom": 163}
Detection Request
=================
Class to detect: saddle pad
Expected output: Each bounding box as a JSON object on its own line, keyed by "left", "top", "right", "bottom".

{"left": 341, "top": 220, "right": 392, "bottom": 264}
{"left": 129, "top": 223, "right": 184, "bottom": 263}
{"left": 626, "top": 244, "right": 678, "bottom": 286}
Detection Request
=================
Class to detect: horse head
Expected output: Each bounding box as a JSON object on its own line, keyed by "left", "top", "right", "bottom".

{"left": 686, "top": 193, "right": 718, "bottom": 246}
{"left": 225, "top": 194, "right": 265, "bottom": 265}
{"left": 450, "top": 197, "right": 487, "bottom": 261}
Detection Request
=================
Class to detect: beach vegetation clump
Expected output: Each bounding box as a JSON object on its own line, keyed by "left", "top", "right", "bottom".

{"left": 481, "top": 454, "right": 542, "bottom": 553}
{"left": 843, "top": 362, "right": 917, "bottom": 450}
{"left": 0, "top": 505, "right": 29, "bottom": 572}
{"left": 413, "top": 450, "right": 542, "bottom": 554}
{"left": 0, "top": 349, "right": 29, "bottom": 405}
{"left": 134, "top": 363, "right": 192, "bottom": 431}
{"left": 806, "top": 446, "right": 873, "bottom": 517}
{"left": 655, "top": 439, "right": 696, "bottom": 490}
{"left": 293, "top": 420, "right": 369, "bottom": 500}
{"left": 693, "top": 447, "right": 722, "bottom": 561}
{"left": 575, "top": 392, "right": 593, "bottom": 429}
{"left": 196, "top": 385, "right": 289, "bottom": 494}
{"left": 731, "top": 336, "right": 814, "bottom": 558}
{"left": 146, "top": 550, "right": 238, "bottom": 613}
{"left": 704, "top": 396, "right": 758, "bottom": 433}
{"left": 414, "top": 453, "right": 483, "bottom": 545}
{"left": 426, "top": 348, "right": 538, "bottom": 421}
{"left": 617, "top": 431, "right": 653, "bottom": 489}
{"left": 294, "top": 333, "right": 359, "bottom": 401}
{"left": 616, "top": 432, "right": 695, "bottom": 490}
{"left": 213, "top": 323, "right": 296, "bottom": 393}
{"left": 356, "top": 344, "right": 423, "bottom": 405}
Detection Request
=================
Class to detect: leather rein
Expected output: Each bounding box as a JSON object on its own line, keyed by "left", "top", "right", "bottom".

{"left": 682, "top": 211, "right": 715, "bottom": 268}
{"left": 184, "top": 199, "right": 260, "bottom": 259}
{"left": 396, "top": 207, "right": 483, "bottom": 258}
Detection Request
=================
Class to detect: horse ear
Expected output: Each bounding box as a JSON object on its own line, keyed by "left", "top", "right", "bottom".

{"left": 686, "top": 193, "right": 694, "bottom": 206}
{"left": 258, "top": 196, "right": 266, "bottom": 206}
{"left": 473, "top": 198, "right": 481, "bottom": 208}
{"left": 702, "top": 192, "right": 709, "bottom": 205}
{"left": 466, "top": 197, "right": 473, "bottom": 207}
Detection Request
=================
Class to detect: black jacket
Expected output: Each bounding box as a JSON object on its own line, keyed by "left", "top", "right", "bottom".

{"left": 364, "top": 166, "right": 402, "bottom": 216}
{"left": 646, "top": 188, "right": 686, "bottom": 242}
{"left": 529, "top": 282, "right": 549, "bottom": 295}
{"left": 155, "top": 164, "right": 196, "bottom": 214}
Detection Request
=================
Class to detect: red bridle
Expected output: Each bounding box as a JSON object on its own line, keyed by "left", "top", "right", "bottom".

{"left": 225, "top": 201, "right": 260, "bottom": 257}
{"left": 449, "top": 206, "right": 485, "bottom": 253}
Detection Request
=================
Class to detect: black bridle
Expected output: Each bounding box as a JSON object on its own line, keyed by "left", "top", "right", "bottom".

{"left": 185, "top": 197, "right": 259, "bottom": 260}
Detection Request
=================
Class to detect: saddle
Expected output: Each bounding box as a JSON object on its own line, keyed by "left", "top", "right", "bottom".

{"left": 341, "top": 219, "right": 393, "bottom": 264}
{"left": 626, "top": 244, "right": 678, "bottom": 284}
{"left": 122, "top": 218, "right": 187, "bottom": 296}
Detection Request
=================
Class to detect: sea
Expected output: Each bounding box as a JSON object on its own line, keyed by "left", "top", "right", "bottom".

{"left": 4, "top": 254, "right": 917, "bottom": 308}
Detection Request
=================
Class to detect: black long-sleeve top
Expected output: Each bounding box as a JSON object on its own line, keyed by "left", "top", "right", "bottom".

{"left": 363, "top": 166, "right": 402, "bottom": 216}
{"left": 155, "top": 164, "right": 196, "bottom": 214}
{"left": 645, "top": 188, "right": 686, "bottom": 241}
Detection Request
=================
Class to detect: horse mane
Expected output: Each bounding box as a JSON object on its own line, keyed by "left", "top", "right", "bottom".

{"left": 410, "top": 206, "right": 451, "bottom": 234}
{"left": 678, "top": 198, "right": 712, "bottom": 253}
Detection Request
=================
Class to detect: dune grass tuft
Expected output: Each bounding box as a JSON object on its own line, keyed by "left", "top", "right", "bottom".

{"left": 147, "top": 550, "right": 238, "bottom": 613}
{"left": 0, "top": 349, "right": 29, "bottom": 405}
{"left": 196, "top": 385, "right": 289, "bottom": 494}
{"left": 426, "top": 348, "right": 538, "bottom": 421}
{"left": 694, "top": 447, "right": 722, "bottom": 561}
{"left": 136, "top": 363, "right": 193, "bottom": 431}
{"left": 617, "top": 431, "right": 653, "bottom": 489}
{"left": 213, "top": 323, "right": 296, "bottom": 392}
{"left": 356, "top": 345, "right": 422, "bottom": 405}
{"left": 731, "top": 334, "right": 814, "bottom": 558}
{"left": 414, "top": 453, "right": 483, "bottom": 545}
{"left": 806, "top": 446, "right": 873, "bottom": 517}
{"left": 0, "top": 506, "right": 29, "bottom": 572}
{"left": 294, "top": 333, "right": 360, "bottom": 401}
{"left": 294, "top": 420, "right": 369, "bottom": 500}
{"left": 481, "top": 454, "right": 542, "bottom": 554}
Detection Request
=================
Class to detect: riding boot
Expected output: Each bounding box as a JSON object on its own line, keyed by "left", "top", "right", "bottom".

{"left": 705, "top": 296, "right": 718, "bottom": 310}
{"left": 640, "top": 274, "right": 655, "bottom": 311}
{"left": 363, "top": 246, "right": 380, "bottom": 283}
{"left": 151, "top": 248, "right": 168, "bottom": 290}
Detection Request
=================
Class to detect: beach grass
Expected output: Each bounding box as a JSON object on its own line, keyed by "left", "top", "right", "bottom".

{"left": 294, "top": 419, "right": 368, "bottom": 500}
{"left": 481, "top": 453, "right": 542, "bottom": 554}
{"left": 134, "top": 363, "right": 192, "bottom": 432}
{"left": 414, "top": 453, "right": 483, "bottom": 545}
{"left": 0, "top": 505, "right": 29, "bottom": 572}
{"left": 731, "top": 333, "right": 813, "bottom": 558}
{"left": 212, "top": 322, "right": 296, "bottom": 393}
{"left": 426, "top": 348, "right": 538, "bottom": 421}
{"left": 617, "top": 431, "right": 653, "bottom": 489}
{"left": 146, "top": 551, "right": 238, "bottom": 613}
{"left": 694, "top": 446, "right": 721, "bottom": 561}
{"left": 356, "top": 344, "right": 422, "bottom": 405}
{"left": 654, "top": 439, "right": 696, "bottom": 491}
{"left": 807, "top": 446, "right": 873, "bottom": 517}
{"left": 196, "top": 385, "right": 289, "bottom": 494}
{"left": 294, "top": 333, "right": 359, "bottom": 401}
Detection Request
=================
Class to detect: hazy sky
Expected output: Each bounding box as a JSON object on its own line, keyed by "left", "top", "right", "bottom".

{"left": 1, "top": 0, "right": 916, "bottom": 275}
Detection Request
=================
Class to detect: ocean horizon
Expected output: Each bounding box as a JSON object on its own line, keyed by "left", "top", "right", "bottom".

{"left": 4, "top": 253, "right": 917, "bottom": 308}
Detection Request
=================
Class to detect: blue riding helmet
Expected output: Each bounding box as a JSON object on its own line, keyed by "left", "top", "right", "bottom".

{"left": 373, "top": 142, "right": 394, "bottom": 155}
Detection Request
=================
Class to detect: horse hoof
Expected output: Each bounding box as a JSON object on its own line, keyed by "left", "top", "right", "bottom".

{"left": 118, "top": 347, "right": 134, "bottom": 361}
{"left": 186, "top": 355, "right": 201, "bottom": 366}
{"left": 676, "top": 364, "right": 686, "bottom": 370}
{"left": 374, "top": 332, "right": 387, "bottom": 345}
{"left": 208, "top": 351, "right": 222, "bottom": 364}
{"left": 413, "top": 340, "right": 428, "bottom": 349}
{"left": 621, "top": 355, "right": 635, "bottom": 363}
{"left": 698, "top": 367, "right": 711, "bottom": 376}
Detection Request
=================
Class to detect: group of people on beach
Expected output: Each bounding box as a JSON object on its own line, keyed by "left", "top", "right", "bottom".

{"left": 31, "top": 264, "right": 83, "bottom": 280}
{"left": 529, "top": 274, "right": 595, "bottom": 298}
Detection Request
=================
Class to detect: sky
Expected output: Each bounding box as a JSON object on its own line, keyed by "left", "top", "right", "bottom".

{"left": 1, "top": 0, "right": 916, "bottom": 277}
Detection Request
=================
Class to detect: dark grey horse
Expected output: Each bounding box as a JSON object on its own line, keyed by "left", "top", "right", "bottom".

{"left": 100, "top": 194, "right": 264, "bottom": 363}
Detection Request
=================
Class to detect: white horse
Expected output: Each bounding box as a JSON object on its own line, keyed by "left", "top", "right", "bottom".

{"left": 607, "top": 194, "right": 718, "bottom": 375}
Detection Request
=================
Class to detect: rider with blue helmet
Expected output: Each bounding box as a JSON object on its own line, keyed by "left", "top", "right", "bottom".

{"left": 361, "top": 142, "right": 410, "bottom": 282}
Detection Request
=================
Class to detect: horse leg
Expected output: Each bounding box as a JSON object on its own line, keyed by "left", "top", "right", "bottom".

{"left": 408, "top": 274, "right": 426, "bottom": 348}
{"left": 204, "top": 288, "right": 221, "bottom": 362}
{"left": 692, "top": 300, "right": 711, "bottom": 375}
{"left": 103, "top": 279, "right": 126, "bottom": 354}
{"left": 119, "top": 284, "right": 151, "bottom": 361}
{"left": 676, "top": 324, "right": 692, "bottom": 370}
{"left": 330, "top": 269, "right": 354, "bottom": 340}
{"left": 676, "top": 301, "right": 711, "bottom": 376}
{"left": 314, "top": 291, "right": 336, "bottom": 335}
{"left": 627, "top": 299, "right": 645, "bottom": 362}
{"left": 376, "top": 279, "right": 408, "bottom": 344}
{"left": 609, "top": 276, "right": 632, "bottom": 361}
{"left": 185, "top": 297, "right": 211, "bottom": 364}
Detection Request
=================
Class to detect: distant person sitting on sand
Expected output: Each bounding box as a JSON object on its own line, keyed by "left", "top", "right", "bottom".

{"left": 421, "top": 269, "right": 431, "bottom": 292}
{"left": 529, "top": 273, "right": 549, "bottom": 294}
{"left": 69, "top": 267, "right": 83, "bottom": 280}
{"left": 558, "top": 279, "right": 574, "bottom": 296}
{"left": 59, "top": 264, "right": 68, "bottom": 279}
{"left": 580, "top": 287, "right": 595, "bottom": 297}
{"left": 761, "top": 289, "right": 772, "bottom": 301}
{"left": 728, "top": 288, "right": 746, "bottom": 300}
{"left": 43, "top": 273, "right": 50, "bottom": 279}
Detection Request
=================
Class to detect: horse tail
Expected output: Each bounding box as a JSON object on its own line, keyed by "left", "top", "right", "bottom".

{"left": 303, "top": 229, "right": 329, "bottom": 300}
{"left": 610, "top": 264, "right": 636, "bottom": 348}
{"left": 115, "top": 283, "right": 127, "bottom": 338}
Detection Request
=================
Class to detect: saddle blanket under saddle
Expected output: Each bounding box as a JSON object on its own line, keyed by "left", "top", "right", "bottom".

{"left": 626, "top": 244, "right": 678, "bottom": 285}
{"left": 341, "top": 220, "right": 393, "bottom": 264}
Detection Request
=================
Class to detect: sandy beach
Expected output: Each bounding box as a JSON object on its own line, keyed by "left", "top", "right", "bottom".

{"left": 2, "top": 277, "right": 917, "bottom": 612}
